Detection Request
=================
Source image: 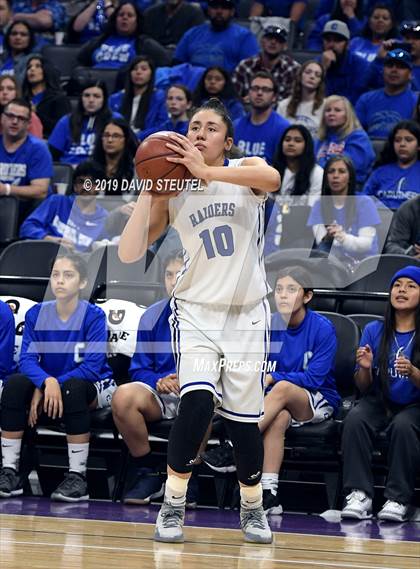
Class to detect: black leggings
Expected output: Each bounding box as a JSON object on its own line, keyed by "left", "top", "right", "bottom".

{"left": 1, "top": 374, "right": 97, "bottom": 435}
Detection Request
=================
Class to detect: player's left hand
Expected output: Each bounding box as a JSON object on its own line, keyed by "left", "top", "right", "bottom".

{"left": 156, "top": 373, "right": 179, "bottom": 395}
{"left": 28, "top": 388, "right": 43, "bottom": 427}
{"left": 165, "top": 133, "right": 208, "bottom": 181}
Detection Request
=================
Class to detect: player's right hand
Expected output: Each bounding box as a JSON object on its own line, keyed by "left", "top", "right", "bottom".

{"left": 356, "top": 345, "right": 373, "bottom": 369}
{"left": 44, "top": 377, "right": 64, "bottom": 419}
{"left": 156, "top": 373, "right": 179, "bottom": 394}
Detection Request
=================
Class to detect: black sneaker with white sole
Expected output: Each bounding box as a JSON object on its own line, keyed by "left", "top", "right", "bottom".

{"left": 201, "top": 442, "right": 236, "bottom": 473}
{"left": 51, "top": 471, "right": 89, "bottom": 502}
{"left": 263, "top": 489, "right": 283, "bottom": 515}
{"left": 0, "top": 467, "right": 23, "bottom": 498}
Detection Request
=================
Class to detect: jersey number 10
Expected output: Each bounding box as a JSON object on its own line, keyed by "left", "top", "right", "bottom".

{"left": 199, "top": 225, "right": 234, "bottom": 259}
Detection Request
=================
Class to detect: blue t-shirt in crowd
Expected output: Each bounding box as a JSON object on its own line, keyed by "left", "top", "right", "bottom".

{"left": 234, "top": 111, "right": 290, "bottom": 164}
{"left": 129, "top": 299, "right": 175, "bottom": 390}
{"left": 269, "top": 309, "right": 340, "bottom": 411}
{"left": 77, "top": 3, "right": 107, "bottom": 43}
{"left": 315, "top": 129, "right": 375, "bottom": 185}
{"left": 0, "top": 300, "right": 15, "bottom": 380}
{"left": 108, "top": 89, "right": 167, "bottom": 132}
{"left": 92, "top": 35, "right": 137, "bottom": 69}
{"left": 175, "top": 22, "right": 259, "bottom": 72}
{"left": 362, "top": 161, "right": 420, "bottom": 210}
{"left": 13, "top": 0, "right": 66, "bottom": 31}
{"left": 349, "top": 36, "right": 380, "bottom": 63}
{"left": 359, "top": 320, "right": 420, "bottom": 405}
{"left": 0, "top": 134, "right": 53, "bottom": 186}
{"left": 19, "top": 300, "right": 112, "bottom": 389}
{"left": 355, "top": 88, "right": 417, "bottom": 139}
{"left": 19, "top": 195, "right": 110, "bottom": 253}
{"left": 139, "top": 118, "right": 189, "bottom": 141}
{"left": 307, "top": 194, "right": 381, "bottom": 260}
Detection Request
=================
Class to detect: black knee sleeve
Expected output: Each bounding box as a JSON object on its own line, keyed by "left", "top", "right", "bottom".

{"left": 167, "top": 390, "right": 214, "bottom": 473}
{"left": 224, "top": 419, "right": 263, "bottom": 486}
{"left": 1, "top": 374, "right": 34, "bottom": 431}
{"left": 62, "top": 378, "right": 96, "bottom": 435}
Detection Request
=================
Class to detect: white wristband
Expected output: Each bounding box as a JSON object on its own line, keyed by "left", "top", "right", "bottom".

{"left": 4, "top": 183, "right": 11, "bottom": 196}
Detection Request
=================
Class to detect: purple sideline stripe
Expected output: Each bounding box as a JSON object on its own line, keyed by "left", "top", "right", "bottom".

{"left": 0, "top": 498, "right": 419, "bottom": 542}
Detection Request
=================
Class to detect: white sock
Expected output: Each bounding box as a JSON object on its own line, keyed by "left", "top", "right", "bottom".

{"left": 240, "top": 483, "right": 263, "bottom": 510}
{"left": 164, "top": 474, "right": 188, "bottom": 506}
{"left": 1, "top": 437, "right": 22, "bottom": 471}
{"left": 68, "top": 443, "right": 89, "bottom": 475}
{"left": 261, "top": 473, "right": 279, "bottom": 495}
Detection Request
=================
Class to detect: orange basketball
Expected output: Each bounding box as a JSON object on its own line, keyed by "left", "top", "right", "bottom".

{"left": 134, "top": 131, "right": 190, "bottom": 194}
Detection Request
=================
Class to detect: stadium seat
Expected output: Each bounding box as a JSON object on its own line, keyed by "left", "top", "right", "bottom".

{"left": 0, "top": 241, "right": 70, "bottom": 301}
{"left": 370, "top": 137, "right": 386, "bottom": 161}
{"left": 41, "top": 44, "right": 81, "bottom": 82}
{"left": 69, "top": 66, "right": 119, "bottom": 96}
{"left": 88, "top": 245, "right": 164, "bottom": 306}
{"left": 52, "top": 162, "right": 74, "bottom": 195}
{"left": 0, "top": 196, "right": 19, "bottom": 246}
{"left": 348, "top": 313, "right": 384, "bottom": 333}
{"left": 341, "top": 254, "right": 420, "bottom": 315}
{"left": 289, "top": 49, "right": 321, "bottom": 64}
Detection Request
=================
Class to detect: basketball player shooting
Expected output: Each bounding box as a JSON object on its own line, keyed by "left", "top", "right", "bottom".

{"left": 118, "top": 99, "right": 280, "bottom": 544}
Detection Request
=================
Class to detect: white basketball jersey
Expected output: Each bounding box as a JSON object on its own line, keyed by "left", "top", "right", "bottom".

{"left": 168, "top": 158, "right": 270, "bottom": 306}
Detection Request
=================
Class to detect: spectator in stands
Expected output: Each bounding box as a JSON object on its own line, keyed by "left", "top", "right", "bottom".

{"left": 307, "top": 0, "right": 366, "bottom": 51}
{"left": 250, "top": 0, "right": 307, "bottom": 24}
{"left": 320, "top": 20, "right": 370, "bottom": 104}
{"left": 174, "top": 0, "right": 259, "bottom": 72}
{"left": 48, "top": 80, "right": 114, "bottom": 166}
{"left": 341, "top": 266, "right": 420, "bottom": 523}
{"left": 0, "top": 0, "right": 13, "bottom": 53}
{"left": 0, "top": 253, "right": 117, "bottom": 502}
{"left": 202, "top": 266, "right": 340, "bottom": 517}
{"left": 22, "top": 55, "right": 70, "bottom": 137}
{"left": 192, "top": 66, "right": 244, "bottom": 121}
{"left": 307, "top": 155, "right": 381, "bottom": 267}
{"left": 363, "top": 120, "right": 420, "bottom": 210}
{"left": 315, "top": 95, "right": 375, "bottom": 185}
{"left": 0, "top": 299, "right": 15, "bottom": 400}
{"left": 108, "top": 55, "right": 167, "bottom": 138}
{"left": 349, "top": 3, "right": 398, "bottom": 63}
{"left": 0, "top": 75, "right": 43, "bottom": 138}
{"left": 400, "top": 20, "right": 420, "bottom": 90}
{"left": 0, "top": 21, "right": 35, "bottom": 80}
{"left": 232, "top": 25, "right": 300, "bottom": 105}
{"left": 385, "top": 196, "right": 420, "bottom": 257}
{"left": 143, "top": 0, "right": 205, "bottom": 47}
{"left": 0, "top": 98, "right": 52, "bottom": 206}
{"left": 140, "top": 84, "right": 192, "bottom": 141}
{"left": 93, "top": 118, "right": 138, "bottom": 195}
{"left": 19, "top": 160, "right": 111, "bottom": 252}
{"left": 265, "top": 125, "right": 323, "bottom": 252}
{"left": 277, "top": 60, "right": 326, "bottom": 139}
{"left": 355, "top": 49, "right": 417, "bottom": 139}
{"left": 68, "top": 0, "right": 119, "bottom": 44}
{"left": 111, "top": 252, "right": 186, "bottom": 505}
{"left": 77, "top": 1, "right": 171, "bottom": 70}
{"left": 234, "top": 71, "right": 290, "bottom": 164}
{"left": 12, "top": 0, "right": 66, "bottom": 33}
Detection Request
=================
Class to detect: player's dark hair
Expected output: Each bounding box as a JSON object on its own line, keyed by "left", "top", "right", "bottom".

{"left": 275, "top": 266, "right": 314, "bottom": 294}
{"left": 51, "top": 253, "right": 88, "bottom": 282}
{"left": 121, "top": 55, "right": 155, "bottom": 130}
{"left": 272, "top": 124, "right": 316, "bottom": 196}
{"left": 377, "top": 120, "right": 420, "bottom": 166}
{"left": 191, "top": 97, "right": 233, "bottom": 139}
{"left": 378, "top": 276, "right": 420, "bottom": 403}
{"left": 250, "top": 71, "right": 278, "bottom": 96}
{"left": 321, "top": 155, "right": 357, "bottom": 229}
{"left": 4, "top": 97, "right": 31, "bottom": 116}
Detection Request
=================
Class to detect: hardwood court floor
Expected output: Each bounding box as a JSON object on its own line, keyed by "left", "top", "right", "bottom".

{"left": 1, "top": 512, "right": 419, "bottom": 569}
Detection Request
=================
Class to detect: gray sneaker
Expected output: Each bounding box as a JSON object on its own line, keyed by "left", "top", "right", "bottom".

{"left": 51, "top": 471, "right": 89, "bottom": 502}
{"left": 240, "top": 505, "right": 273, "bottom": 544}
{"left": 0, "top": 467, "right": 23, "bottom": 498}
{"left": 154, "top": 501, "right": 185, "bottom": 543}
